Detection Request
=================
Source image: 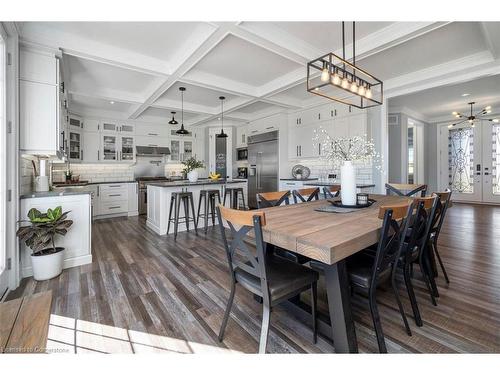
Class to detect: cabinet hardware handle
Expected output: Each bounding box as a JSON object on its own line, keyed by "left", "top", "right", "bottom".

{"left": 81, "top": 150, "right": 83, "bottom": 159}
{"left": 108, "top": 185, "right": 122, "bottom": 187}
{"left": 251, "top": 130, "right": 258, "bottom": 133}
{"left": 318, "top": 144, "right": 321, "bottom": 155}
{"left": 148, "top": 144, "right": 158, "bottom": 147}
{"left": 318, "top": 113, "right": 321, "bottom": 120}
{"left": 266, "top": 126, "right": 274, "bottom": 129}
{"left": 148, "top": 133, "right": 158, "bottom": 136}
{"left": 109, "top": 194, "right": 121, "bottom": 197}
{"left": 109, "top": 206, "right": 121, "bottom": 210}
{"left": 98, "top": 150, "right": 100, "bottom": 160}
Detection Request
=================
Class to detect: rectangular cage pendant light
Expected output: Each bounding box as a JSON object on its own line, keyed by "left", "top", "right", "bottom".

{"left": 306, "top": 22, "right": 383, "bottom": 109}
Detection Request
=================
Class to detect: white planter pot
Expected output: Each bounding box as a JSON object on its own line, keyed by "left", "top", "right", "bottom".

{"left": 31, "top": 248, "right": 65, "bottom": 281}
{"left": 187, "top": 170, "right": 199, "bottom": 183}
{"left": 340, "top": 161, "right": 357, "bottom": 206}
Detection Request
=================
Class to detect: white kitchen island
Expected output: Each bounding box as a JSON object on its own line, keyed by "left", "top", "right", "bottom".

{"left": 147, "top": 179, "right": 248, "bottom": 235}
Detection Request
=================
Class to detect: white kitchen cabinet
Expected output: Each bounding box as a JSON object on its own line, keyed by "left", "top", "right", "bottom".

{"left": 83, "top": 131, "right": 101, "bottom": 162}
{"left": 67, "top": 129, "right": 82, "bottom": 162}
{"left": 236, "top": 125, "right": 248, "bottom": 148}
{"left": 101, "top": 134, "right": 118, "bottom": 161}
{"left": 127, "top": 183, "right": 139, "bottom": 216}
{"left": 68, "top": 114, "right": 83, "bottom": 129}
{"left": 135, "top": 123, "right": 168, "bottom": 137}
{"left": 168, "top": 139, "right": 193, "bottom": 163}
{"left": 135, "top": 135, "right": 169, "bottom": 148}
{"left": 289, "top": 123, "right": 316, "bottom": 159}
{"left": 20, "top": 49, "right": 58, "bottom": 85}
{"left": 120, "top": 123, "right": 135, "bottom": 134}
{"left": 119, "top": 135, "right": 135, "bottom": 162}
{"left": 20, "top": 194, "right": 92, "bottom": 277}
{"left": 20, "top": 80, "right": 59, "bottom": 154}
{"left": 328, "top": 117, "right": 349, "bottom": 139}
{"left": 101, "top": 120, "right": 120, "bottom": 134}
{"left": 348, "top": 113, "right": 368, "bottom": 137}
{"left": 83, "top": 118, "right": 100, "bottom": 132}
{"left": 247, "top": 119, "right": 278, "bottom": 136}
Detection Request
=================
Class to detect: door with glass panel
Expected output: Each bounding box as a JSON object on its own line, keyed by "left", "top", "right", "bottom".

{"left": 0, "top": 27, "right": 9, "bottom": 297}
{"left": 440, "top": 121, "right": 500, "bottom": 203}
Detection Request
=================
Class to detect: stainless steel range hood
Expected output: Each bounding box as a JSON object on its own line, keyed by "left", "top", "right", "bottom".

{"left": 136, "top": 146, "right": 171, "bottom": 157}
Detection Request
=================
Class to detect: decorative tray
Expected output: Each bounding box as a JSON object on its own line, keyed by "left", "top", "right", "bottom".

{"left": 327, "top": 198, "right": 376, "bottom": 209}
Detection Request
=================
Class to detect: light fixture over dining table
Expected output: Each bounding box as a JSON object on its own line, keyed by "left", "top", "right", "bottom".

{"left": 307, "top": 21, "right": 383, "bottom": 109}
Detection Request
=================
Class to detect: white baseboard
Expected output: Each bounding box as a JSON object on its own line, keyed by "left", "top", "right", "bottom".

{"left": 21, "top": 254, "right": 93, "bottom": 278}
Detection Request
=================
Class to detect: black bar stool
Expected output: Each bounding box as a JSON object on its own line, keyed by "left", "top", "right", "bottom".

{"left": 223, "top": 187, "right": 246, "bottom": 209}
{"left": 167, "top": 191, "right": 198, "bottom": 240}
{"left": 197, "top": 189, "right": 221, "bottom": 232}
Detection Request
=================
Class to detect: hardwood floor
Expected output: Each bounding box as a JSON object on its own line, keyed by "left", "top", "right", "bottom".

{"left": 7, "top": 203, "right": 500, "bottom": 353}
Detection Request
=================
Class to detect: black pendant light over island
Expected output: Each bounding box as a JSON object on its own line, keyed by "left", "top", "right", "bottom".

{"left": 216, "top": 96, "right": 228, "bottom": 138}
{"left": 176, "top": 87, "right": 189, "bottom": 135}
{"left": 168, "top": 111, "right": 178, "bottom": 125}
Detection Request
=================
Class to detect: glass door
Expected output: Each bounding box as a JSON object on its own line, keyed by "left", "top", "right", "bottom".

{"left": 440, "top": 120, "right": 500, "bottom": 204}
{"left": 170, "top": 140, "right": 180, "bottom": 162}
{"left": 182, "top": 140, "right": 193, "bottom": 161}
{"left": 481, "top": 121, "right": 500, "bottom": 204}
{"left": 0, "top": 29, "right": 9, "bottom": 297}
{"left": 68, "top": 130, "right": 82, "bottom": 161}
{"left": 102, "top": 134, "right": 118, "bottom": 161}
{"left": 120, "top": 136, "right": 134, "bottom": 161}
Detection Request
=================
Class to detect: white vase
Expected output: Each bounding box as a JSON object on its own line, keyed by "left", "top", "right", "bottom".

{"left": 31, "top": 248, "right": 65, "bottom": 281}
{"left": 340, "top": 161, "right": 357, "bottom": 206}
{"left": 187, "top": 170, "right": 199, "bottom": 182}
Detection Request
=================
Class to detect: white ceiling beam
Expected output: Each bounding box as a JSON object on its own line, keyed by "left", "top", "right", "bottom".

{"left": 68, "top": 89, "right": 144, "bottom": 105}
{"left": 127, "top": 25, "right": 231, "bottom": 119}
{"left": 19, "top": 23, "right": 171, "bottom": 76}
{"left": 150, "top": 99, "right": 217, "bottom": 116}
{"left": 181, "top": 71, "right": 257, "bottom": 97}
{"left": 385, "top": 51, "right": 498, "bottom": 98}
{"left": 480, "top": 22, "right": 500, "bottom": 60}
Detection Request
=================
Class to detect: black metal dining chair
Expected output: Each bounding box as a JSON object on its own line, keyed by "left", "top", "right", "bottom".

{"left": 346, "top": 202, "right": 414, "bottom": 352}
{"left": 323, "top": 184, "right": 341, "bottom": 199}
{"left": 216, "top": 205, "right": 319, "bottom": 353}
{"left": 256, "top": 190, "right": 291, "bottom": 208}
{"left": 292, "top": 187, "right": 320, "bottom": 203}
{"left": 386, "top": 183, "right": 427, "bottom": 197}
{"left": 311, "top": 202, "right": 414, "bottom": 353}
{"left": 429, "top": 190, "right": 452, "bottom": 284}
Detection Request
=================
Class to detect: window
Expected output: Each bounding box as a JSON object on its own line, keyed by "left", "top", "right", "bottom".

{"left": 448, "top": 127, "right": 474, "bottom": 193}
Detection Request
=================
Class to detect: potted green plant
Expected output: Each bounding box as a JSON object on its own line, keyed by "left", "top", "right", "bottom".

{"left": 16, "top": 206, "right": 73, "bottom": 281}
{"left": 182, "top": 157, "right": 204, "bottom": 183}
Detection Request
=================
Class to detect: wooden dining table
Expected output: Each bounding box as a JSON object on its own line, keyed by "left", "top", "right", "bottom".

{"left": 257, "top": 194, "right": 411, "bottom": 353}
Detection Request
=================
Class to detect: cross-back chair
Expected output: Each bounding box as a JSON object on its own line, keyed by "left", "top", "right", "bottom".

{"left": 216, "top": 205, "right": 318, "bottom": 353}
{"left": 292, "top": 187, "right": 320, "bottom": 204}
{"left": 386, "top": 183, "right": 427, "bottom": 197}
{"left": 256, "top": 190, "right": 291, "bottom": 208}
{"left": 323, "top": 184, "right": 341, "bottom": 199}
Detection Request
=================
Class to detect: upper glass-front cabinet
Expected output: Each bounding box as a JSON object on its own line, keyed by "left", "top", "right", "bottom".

{"left": 170, "top": 140, "right": 180, "bottom": 162}
{"left": 183, "top": 140, "right": 193, "bottom": 161}
{"left": 102, "top": 134, "right": 118, "bottom": 161}
{"left": 68, "top": 130, "right": 82, "bottom": 161}
{"left": 120, "top": 136, "right": 134, "bottom": 161}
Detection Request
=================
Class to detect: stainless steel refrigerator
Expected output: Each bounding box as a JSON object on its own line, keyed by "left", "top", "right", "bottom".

{"left": 248, "top": 131, "right": 279, "bottom": 208}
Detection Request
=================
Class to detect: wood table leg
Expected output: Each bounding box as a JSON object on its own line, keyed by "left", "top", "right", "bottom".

{"left": 323, "top": 260, "right": 358, "bottom": 353}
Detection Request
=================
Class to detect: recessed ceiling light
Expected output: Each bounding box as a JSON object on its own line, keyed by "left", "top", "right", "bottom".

{"left": 461, "top": 93, "right": 470, "bottom": 97}
{"left": 110, "top": 101, "right": 115, "bottom": 104}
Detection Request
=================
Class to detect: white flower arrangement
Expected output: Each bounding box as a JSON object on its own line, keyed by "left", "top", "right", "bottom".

{"left": 312, "top": 126, "right": 383, "bottom": 171}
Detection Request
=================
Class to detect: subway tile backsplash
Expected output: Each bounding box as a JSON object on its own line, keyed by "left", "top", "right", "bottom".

{"left": 289, "top": 159, "right": 373, "bottom": 184}
{"left": 52, "top": 163, "right": 135, "bottom": 183}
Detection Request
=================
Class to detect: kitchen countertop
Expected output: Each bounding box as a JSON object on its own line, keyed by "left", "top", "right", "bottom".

{"left": 52, "top": 180, "right": 136, "bottom": 187}
{"left": 148, "top": 179, "right": 247, "bottom": 188}
{"left": 303, "top": 181, "right": 376, "bottom": 188}
{"left": 20, "top": 188, "right": 93, "bottom": 199}
{"left": 280, "top": 178, "right": 319, "bottom": 181}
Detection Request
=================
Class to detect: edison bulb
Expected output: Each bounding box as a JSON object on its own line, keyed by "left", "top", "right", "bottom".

{"left": 448, "top": 124, "right": 453, "bottom": 129}
{"left": 452, "top": 111, "right": 458, "bottom": 115}
{"left": 331, "top": 73, "right": 341, "bottom": 85}
{"left": 320, "top": 68, "right": 330, "bottom": 82}
{"left": 485, "top": 106, "right": 492, "bottom": 110}
{"left": 493, "top": 119, "right": 499, "bottom": 123}
{"left": 455, "top": 115, "right": 460, "bottom": 118}
{"left": 358, "top": 85, "right": 366, "bottom": 96}
{"left": 365, "top": 88, "right": 372, "bottom": 99}
{"left": 471, "top": 123, "right": 475, "bottom": 128}
{"left": 341, "top": 78, "right": 349, "bottom": 89}
{"left": 350, "top": 82, "right": 358, "bottom": 93}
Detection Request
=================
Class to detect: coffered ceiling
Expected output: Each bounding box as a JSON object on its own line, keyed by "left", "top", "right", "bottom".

{"left": 17, "top": 21, "right": 500, "bottom": 127}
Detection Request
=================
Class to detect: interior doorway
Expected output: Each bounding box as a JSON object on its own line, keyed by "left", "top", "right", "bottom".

{"left": 439, "top": 119, "right": 500, "bottom": 204}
